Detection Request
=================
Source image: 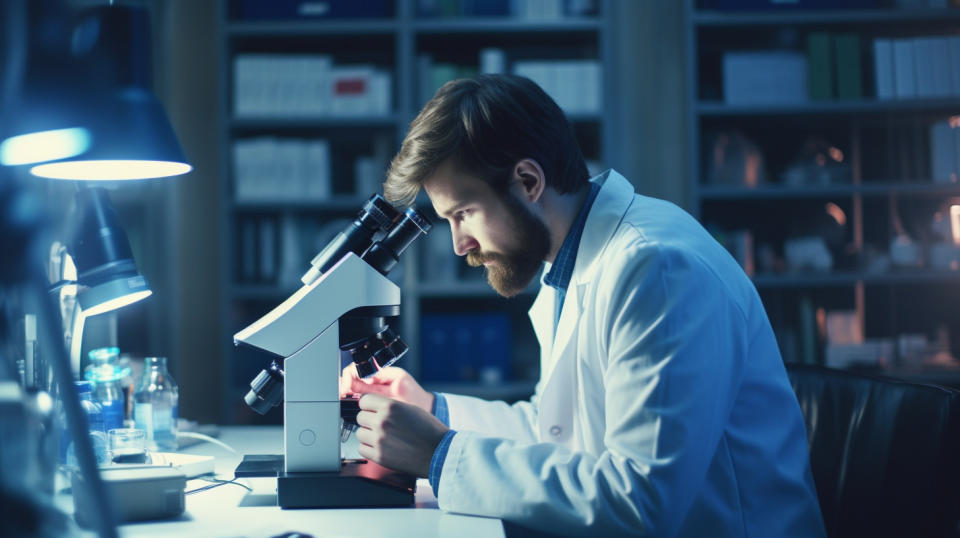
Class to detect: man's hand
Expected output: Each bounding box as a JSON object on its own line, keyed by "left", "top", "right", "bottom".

{"left": 339, "top": 364, "right": 435, "bottom": 413}
{"left": 355, "top": 393, "right": 449, "bottom": 478}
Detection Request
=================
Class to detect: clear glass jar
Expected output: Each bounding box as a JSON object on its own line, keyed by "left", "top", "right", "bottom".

{"left": 84, "top": 347, "right": 128, "bottom": 432}
{"left": 61, "top": 380, "right": 108, "bottom": 465}
{"left": 133, "top": 357, "right": 179, "bottom": 451}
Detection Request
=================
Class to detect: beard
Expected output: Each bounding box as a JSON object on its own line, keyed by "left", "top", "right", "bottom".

{"left": 465, "top": 193, "right": 551, "bottom": 298}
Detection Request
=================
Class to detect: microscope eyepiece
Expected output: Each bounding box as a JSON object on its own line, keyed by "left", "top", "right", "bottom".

{"left": 301, "top": 194, "right": 400, "bottom": 285}
{"left": 362, "top": 206, "right": 433, "bottom": 276}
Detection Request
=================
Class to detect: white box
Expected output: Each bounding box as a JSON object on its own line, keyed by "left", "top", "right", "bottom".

{"left": 722, "top": 51, "right": 808, "bottom": 105}
{"left": 330, "top": 65, "right": 376, "bottom": 116}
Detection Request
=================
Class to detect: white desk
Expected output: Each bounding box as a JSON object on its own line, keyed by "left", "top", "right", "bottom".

{"left": 114, "top": 426, "right": 505, "bottom": 538}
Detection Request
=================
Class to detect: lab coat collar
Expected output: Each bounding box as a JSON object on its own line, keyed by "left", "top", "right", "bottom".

{"left": 528, "top": 169, "right": 636, "bottom": 382}
{"left": 570, "top": 169, "right": 636, "bottom": 287}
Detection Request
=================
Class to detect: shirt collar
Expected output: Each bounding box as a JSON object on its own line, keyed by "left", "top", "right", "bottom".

{"left": 543, "top": 182, "right": 600, "bottom": 292}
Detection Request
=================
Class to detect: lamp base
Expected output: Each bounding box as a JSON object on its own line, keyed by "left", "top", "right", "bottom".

{"left": 235, "top": 454, "right": 416, "bottom": 508}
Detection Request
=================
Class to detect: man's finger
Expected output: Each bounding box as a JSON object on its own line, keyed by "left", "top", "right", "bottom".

{"left": 358, "top": 393, "right": 388, "bottom": 411}
{"left": 350, "top": 378, "right": 392, "bottom": 396}
{"left": 355, "top": 425, "right": 375, "bottom": 447}
{"left": 357, "top": 443, "right": 376, "bottom": 462}
{"left": 356, "top": 409, "right": 377, "bottom": 429}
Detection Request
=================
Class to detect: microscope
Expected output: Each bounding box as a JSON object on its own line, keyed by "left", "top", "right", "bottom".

{"left": 232, "top": 194, "right": 431, "bottom": 508}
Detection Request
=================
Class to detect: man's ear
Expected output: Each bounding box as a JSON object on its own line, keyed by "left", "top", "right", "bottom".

{"left": 513, "top": 159, "right": 545, "bottom": 204}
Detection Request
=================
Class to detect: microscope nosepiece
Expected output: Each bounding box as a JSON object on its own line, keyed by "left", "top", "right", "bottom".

{"left": 354, "top": 356, "right": 379, "bottom": 379}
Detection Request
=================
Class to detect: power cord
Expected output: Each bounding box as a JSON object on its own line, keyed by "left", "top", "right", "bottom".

{"left": 176, "top": 431, "right": 238, "bottom": 454}
{"left": 185, "top": 477, "right": 252, "bottom": 495}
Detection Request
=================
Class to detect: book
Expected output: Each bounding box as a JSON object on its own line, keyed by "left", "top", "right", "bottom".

{"left": 930, "top": 120, "right": 956, "bottom": 183}
{"left": 930, "top": 38, "right": 952, "bottom": 98}
{"left": 259, "top": 218, "right": 276, "bottom": 283}
{"left": 834, "top": 33, "right": 862, "bottom": 100}
{"left": 893, "top": 39, "right": 917, "bottom": 99}
{"left": 807, "top": 32, "right": 834, "bottom": 101}
{"left": 949, "top": 37, "right": 960, "bottom": 96}
{"left": 873, "top": 39, "right": 895, "bottom": 100}
{"left": 913, "top": 37, "right": 937, "bottom": 98}
{"left": 953, "top": 118, "right": 960, "bottom": 184}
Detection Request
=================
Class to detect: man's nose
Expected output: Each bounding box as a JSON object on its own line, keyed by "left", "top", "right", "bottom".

{"left": 451, "top": 225, "right": 478, "bottom": 257}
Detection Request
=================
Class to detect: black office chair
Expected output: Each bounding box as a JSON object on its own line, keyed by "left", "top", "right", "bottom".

{"left": 787, "top": 364, "right": 960, "bottom": 538}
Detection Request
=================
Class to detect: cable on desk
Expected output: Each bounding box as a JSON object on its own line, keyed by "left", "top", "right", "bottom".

{"left": 176, "top": 431, "right": 238, "bottom": 454}
{"left": 185, "top": 476, "right": 252, "bottom": 495}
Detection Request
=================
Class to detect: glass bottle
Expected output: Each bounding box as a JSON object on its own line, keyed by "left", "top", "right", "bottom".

{"left": 61, "top": 380, "right": 108, "bottom": 465}
{"left": 84, "top": 347, "right": 127, "bottom": 432}
{"left": 133, "top": 357, "right": 179, "bottom": 451}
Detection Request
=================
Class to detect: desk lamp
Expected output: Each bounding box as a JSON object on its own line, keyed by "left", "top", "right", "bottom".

{"left": 53, "top": 185, "right": 154, "bottom": 375}
{"left": 1, "top": 3, "right": 191, "bottom": 181}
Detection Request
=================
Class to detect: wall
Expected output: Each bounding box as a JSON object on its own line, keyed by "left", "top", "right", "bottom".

{"left": 609, "top": 0, "right": 689, "bottom": 209}
{"left": 153, "top": 0, "right": 222, "bottom": 423}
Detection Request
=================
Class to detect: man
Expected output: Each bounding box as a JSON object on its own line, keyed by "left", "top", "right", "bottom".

{"left": 340, "top": 74, "right": 826, "bottom": 537}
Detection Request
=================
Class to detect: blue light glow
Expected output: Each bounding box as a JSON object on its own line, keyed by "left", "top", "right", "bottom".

{"left": 0, "top": 128, "right": 92, "bottom": 165}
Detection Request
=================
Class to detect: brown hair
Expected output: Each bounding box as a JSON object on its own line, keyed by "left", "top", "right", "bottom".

{"left": 383, "top": 74, "right": 590, "bottom": 206}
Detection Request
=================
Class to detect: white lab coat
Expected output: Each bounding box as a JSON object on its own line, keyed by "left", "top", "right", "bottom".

{"left": 437, "top": 170, "right": 826, "bottom": 537}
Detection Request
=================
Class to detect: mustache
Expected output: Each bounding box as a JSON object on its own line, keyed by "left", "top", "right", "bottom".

{"left": 466, "top": 251, "right": 501, "bottom": 267}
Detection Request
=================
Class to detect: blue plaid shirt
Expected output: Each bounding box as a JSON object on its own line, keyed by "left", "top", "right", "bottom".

{"left": 428, "top": 182, "right": 600, "bottom": 497}
{"left": 543, "top": 182, "right": 600, "bottom": 327}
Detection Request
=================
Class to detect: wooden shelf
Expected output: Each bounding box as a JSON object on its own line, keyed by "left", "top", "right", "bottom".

{"left": 697, "top": 98, "right": 960, "bottom": 117}
{"left": 699, "top": 183, "right": 960, "bottom": 199}
{"left": 693, "top": 8, "right": 960, "bottom": 27}
{"left": 227, "top": 19, "right": 397, "bottom": 36}
{"left": 230, "top": 116, "right": 400, "bottom": 130}
{"left": 413, "top": 17, "right": 601, "bottom": 34}
{"left": 752, "top": 270, "right": 960, "bottom": 289}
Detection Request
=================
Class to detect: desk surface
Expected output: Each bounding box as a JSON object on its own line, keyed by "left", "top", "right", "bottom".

{"left": 115, "top": 426, "right": 505, "bottom": 538}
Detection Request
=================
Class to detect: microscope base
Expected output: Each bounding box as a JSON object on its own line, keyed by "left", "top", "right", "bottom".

{"left": 235, "top": 454, "right": 416, "bottom": 508}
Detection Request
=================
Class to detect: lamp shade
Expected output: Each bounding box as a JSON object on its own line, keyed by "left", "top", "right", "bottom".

{"left": 70, "top": 186, "right": 152, "bottom": 316}
{"left": 3, "top": 4, "right": 191, "bottom": 180}
{"left": 0, "top": 0, "right": 94, "bottom": 166}
{"left": 30, "top": 86, "right": 192, "bottom": 180}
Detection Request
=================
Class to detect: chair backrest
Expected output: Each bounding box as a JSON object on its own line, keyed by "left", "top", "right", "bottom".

{"left": 787, "top": 364, "right": 960, "bottom": 538}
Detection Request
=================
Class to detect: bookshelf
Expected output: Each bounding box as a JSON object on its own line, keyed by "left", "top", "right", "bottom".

{"left": 684, "top": 1, "right": 960, "bottom": 380}
{"left": 218, "top": 0, "right": 614, "bottom": 422}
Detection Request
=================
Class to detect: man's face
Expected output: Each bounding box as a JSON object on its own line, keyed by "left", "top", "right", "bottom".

{"left": 423, "top": 161, "right": 550, "bottom": 297}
